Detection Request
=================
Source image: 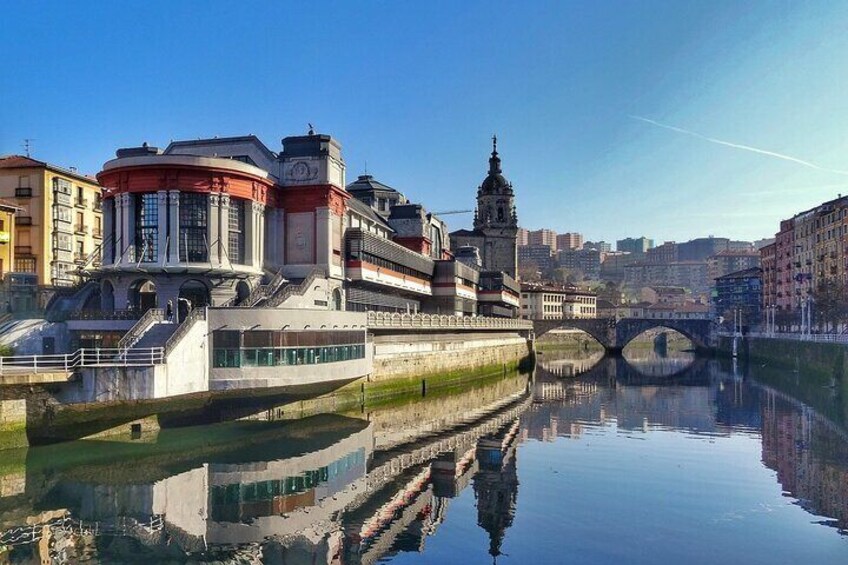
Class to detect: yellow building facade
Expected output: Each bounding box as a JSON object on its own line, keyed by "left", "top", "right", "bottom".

{"left": 0, "top": 156, "right": 103, "bottom": 287}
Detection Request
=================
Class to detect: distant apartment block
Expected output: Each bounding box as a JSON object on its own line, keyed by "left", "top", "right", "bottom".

{"left": 556, "top": 232, "right": 583, "bottom": 251}
{"left": 528, "top": 229, "right": 557, "bottom": 250}
{"left": 517, "top": 227, "right": 529, "bottom": 246}
{"left": 708, "top": 249, "right": 761, "bottom": 284}
{"left": 617, "top": 237, "right": 654, "bottom": 255}
{"left": 583, "top": 240, "right": 612, "bottom": 253}
{"left": 558, "top": 248, "right": 601, "bottom": 280}
{"left": 520, "top": 282, "right": 597, "bottom": 320}
{"left": 518, "top": 244, "right": 554, "bottom": 271}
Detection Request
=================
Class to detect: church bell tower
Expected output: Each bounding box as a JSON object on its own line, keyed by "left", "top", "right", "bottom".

{"left": 474, "top": 136, "right": 518, "bottom": 278}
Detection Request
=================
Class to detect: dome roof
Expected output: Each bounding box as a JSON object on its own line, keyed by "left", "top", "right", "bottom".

{"left": 479, "top": 136, "right": 512, "bottom": 194}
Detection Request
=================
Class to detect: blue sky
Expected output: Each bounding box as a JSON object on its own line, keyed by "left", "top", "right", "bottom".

{"left": 3, "top": 1, "right": 848, "bottom": 244}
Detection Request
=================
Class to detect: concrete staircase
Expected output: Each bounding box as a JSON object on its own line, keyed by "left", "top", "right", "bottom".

{"left": 130, "top": 322, "right": 178, "bottom": 350}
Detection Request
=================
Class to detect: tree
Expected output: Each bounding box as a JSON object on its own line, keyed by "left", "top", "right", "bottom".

{"left": 811, "top": 279, "right": 848, "bottom": 333}
{"left": 518, "top": 261, "right": 541, "bottom": 282}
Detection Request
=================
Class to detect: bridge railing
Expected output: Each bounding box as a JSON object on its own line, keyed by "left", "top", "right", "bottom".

{"left": 0, "top": 347, "right": 165, "bottom": 375}
{"left": 366, "top": 311, "right": 533, "bottom": 331}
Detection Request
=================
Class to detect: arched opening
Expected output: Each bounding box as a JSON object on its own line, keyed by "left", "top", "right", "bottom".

{"left": 621, "top": 327, "right": 695, "bottom": 376}
{"left": 101, "top": 280, "right": 115, "bottom": 311}
{"left": 178, "top": 279, "right": 210, "bottom": 321}
{"left": 82, "top": 286, "right": 101, "bottom": 312}
{"left": 236, "top": 280, "right": 250, "bottom": 305}
{"left": 534, "top": 326, "right": 607, "bottom": 380}
{"left": 128, "top": 279, "right": 157, "bottom": 313}
{"left": 332, "top": 288, "right": 342, "bottom": 311}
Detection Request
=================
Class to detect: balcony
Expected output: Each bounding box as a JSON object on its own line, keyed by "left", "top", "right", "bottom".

{"left": 74, "top": 252, "right": 87, "bottom": 264}
{"left": 92, "top": 227, "right": 103, "bottom": 239}
{"left": 74, "top": 198, "right": 88, "bottom": 209}
{"left": 92, "top": 198, "right": 102, "bottom": 212}
{"left": 74, "top": 224, "right": 88, "bottom": 235}
{"left": 14, "top": 187, "right": 32, "bottom": 198}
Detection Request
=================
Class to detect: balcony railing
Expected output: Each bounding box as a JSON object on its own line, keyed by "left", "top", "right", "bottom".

{"left": 74, "top": 198, "right": 89, "bottom": 208}
{"left": 92, "top": 227, "right": 103, "bottom": 238}
{"left": 0, "top": 347, "right": 165, "bottom": 376}
{"left": 73, "top": 252, "right": 86, "bottom": 264}
{"left": 14, "top": 187, "right": 32, "bottom": 198}
{"left": 366, "top": 311, "right": 533, "bottom": 331}
{"left": 74, "top": 224, "right": 87, "bottom": 235}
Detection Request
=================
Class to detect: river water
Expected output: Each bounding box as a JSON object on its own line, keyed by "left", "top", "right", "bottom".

{"left": 2, "top": 346, "right": 848, "bottom": 564}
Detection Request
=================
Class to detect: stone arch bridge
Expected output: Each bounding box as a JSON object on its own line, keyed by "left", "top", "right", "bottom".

{"left": 533, "top": 317, "right": 717, "bottom": 352}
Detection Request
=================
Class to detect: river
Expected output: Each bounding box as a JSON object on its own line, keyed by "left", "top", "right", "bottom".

{"left": 1, "top": 345, "right": 848, "bottom": 564}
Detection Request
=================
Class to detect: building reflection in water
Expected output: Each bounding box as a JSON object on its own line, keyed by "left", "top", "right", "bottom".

{"left": 2, "top": 354, "right": 848, "bottom": 562}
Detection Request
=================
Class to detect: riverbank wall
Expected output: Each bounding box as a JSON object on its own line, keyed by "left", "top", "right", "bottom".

{"left": 718, "top": 335, "right": 848, "bottom": 383}
{"left": 0, "top": 324, "right": 533, "bottom": 449}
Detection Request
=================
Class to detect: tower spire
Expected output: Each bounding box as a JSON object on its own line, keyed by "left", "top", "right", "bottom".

{"left": 488, "top": 134, "right": 501, "bottom": 174}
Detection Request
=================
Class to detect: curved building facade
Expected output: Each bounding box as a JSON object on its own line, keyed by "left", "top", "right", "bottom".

{"left": 96, "top": 148, "right": 275, "bottom": 312}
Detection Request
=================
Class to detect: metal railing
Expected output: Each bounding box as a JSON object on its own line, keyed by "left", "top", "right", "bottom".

{"left": 223, "top": 268, "right": 287, "bottom": 307}
{"left": 0, "top": 347, "right": 165, "bottom": 375}
{"left": 116, "top": 308, "right": 165, "bottom": 349}
{"left": 165, "top": 306, "right": 206, "bottom": 355}
{"left": 724, "top": 331, "right": 848, "bottom": 344}
{"left": 264, "top": 266, "right": 327, "bottom": 308}
{"left": 366, "top": 311, "right": 534, "bottom": 330}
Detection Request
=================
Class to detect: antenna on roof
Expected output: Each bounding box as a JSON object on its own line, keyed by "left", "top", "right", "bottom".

{"left": 308, "top": 123, "right": 315, "bottom": 135}
{"left": 22, "top": 139, "right": 34, "bottom": 157}
{"left": 364, "top": 159, "right": 368, "bottom": 174}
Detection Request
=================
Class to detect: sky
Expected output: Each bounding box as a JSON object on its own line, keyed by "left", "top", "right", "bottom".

{"left": 3, "top": 1, "right": 848, "bottom": 245}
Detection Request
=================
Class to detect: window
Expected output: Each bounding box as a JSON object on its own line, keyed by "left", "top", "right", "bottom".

{"left": 135, "top": 193, "right": 158, "bottom": 262}
{"left": 179, "top": 193, "right": 208, "bottom": 262}
{"left": 228, "top": 198, "right": 246, "bottom": 264}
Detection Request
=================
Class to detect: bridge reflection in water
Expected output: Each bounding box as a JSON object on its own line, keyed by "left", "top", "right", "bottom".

{"left": 2, "top": 352, "right": 848, "bottom": 562}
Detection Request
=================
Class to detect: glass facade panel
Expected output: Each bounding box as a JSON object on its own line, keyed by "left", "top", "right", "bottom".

{"left": 179, "top": 193, "right": 208, "bottom": 262}
{"left": 228, "top": 198, "right": 246, "bottom": 264}
{"left": 211, "top": 330, "right": 366, "bottom": 368}
{"left": 134, "top": 193, "right": 158, "bottom": 262}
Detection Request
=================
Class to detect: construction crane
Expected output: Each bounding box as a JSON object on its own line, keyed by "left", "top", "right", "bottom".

{"left": 432, "top": 209, "right": 473, "bottom": 215}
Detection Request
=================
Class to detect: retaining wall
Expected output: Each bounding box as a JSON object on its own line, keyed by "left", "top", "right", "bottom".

{"left": 719, "top": 335, "right": 848, "bottom": 382}
{"left": 371, "top": 331, "right": 531, "bottom": 381}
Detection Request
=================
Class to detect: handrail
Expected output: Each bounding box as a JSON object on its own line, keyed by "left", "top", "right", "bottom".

{"left": 117, "top": 308, "right": 165, "bottom": 349}
{"left": 221, "top": 269, "right": 286, "bottom": 307}
{"left": 0, "top": 347, "right": 165, "bottom": 375}
{"left": 164, "top": 307, "right": 207, "bottom": 355}
{"left": 264, "top": 266, "right": 327, "bottom": 308}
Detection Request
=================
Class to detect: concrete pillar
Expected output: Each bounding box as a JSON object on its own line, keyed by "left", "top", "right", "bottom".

{"left": 103, "top": 198, "right": 115, "bottom": 265}
{"left": 257, "top": 203, "right": 265, "bottom": 268}
{"left": 316, "top": 207, "right": 332, "bottom": 268}
{"left": 219, "top": 194, "right": 231, "bottom": 267}
{"left": 119, "top": 193, "right": 133, "bottom": 265}
{"left": 247, "top": 201, "right": 264, "bottom": 268}
{"left": 157, "top": 191, "right": 168, "bottom": 265}
{"left": 168, "top": 190, "right": 180, "bottom": 263}
{"left": 209, "top": 193, "right": 221, "bottom": 267}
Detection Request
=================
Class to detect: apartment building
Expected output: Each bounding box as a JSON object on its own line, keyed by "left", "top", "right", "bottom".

{"left": 0, "top": 156, "right": 103, "bottom": 287}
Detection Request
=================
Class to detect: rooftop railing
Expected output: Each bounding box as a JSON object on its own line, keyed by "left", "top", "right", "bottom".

{"left": 366, "top": 311, "right": 533, "bottom": 331}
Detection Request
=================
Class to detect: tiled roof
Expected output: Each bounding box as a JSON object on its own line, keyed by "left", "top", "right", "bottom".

{"left": 0, "top": 155, "right": 101, "bottom": 185}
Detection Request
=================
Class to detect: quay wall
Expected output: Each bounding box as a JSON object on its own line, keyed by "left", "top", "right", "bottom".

{"left": 370, "top": 331, "right": 531, "bottom": 381}
{"left": 718, "top": 335, "right": 848, "bottom": 382}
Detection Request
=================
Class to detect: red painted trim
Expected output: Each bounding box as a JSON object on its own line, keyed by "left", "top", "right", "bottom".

{"left": 98, "top": 164, "right": 275, "bottom": 205}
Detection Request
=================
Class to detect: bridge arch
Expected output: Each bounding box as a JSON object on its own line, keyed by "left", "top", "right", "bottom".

{"left": 616, "top": 319, "right": 714, "bottom": 351}
{"left": 533, "top": 317, "right": 716, "bottom": 351}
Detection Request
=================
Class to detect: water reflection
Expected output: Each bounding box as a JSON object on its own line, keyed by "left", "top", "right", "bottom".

{"left": 2, "top": 353, "right": 848, "bottom": 563}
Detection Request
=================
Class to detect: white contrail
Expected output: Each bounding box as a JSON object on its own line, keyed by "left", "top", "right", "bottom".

{"left": 630, "top": 115, "right": 848, "bottom": 176}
